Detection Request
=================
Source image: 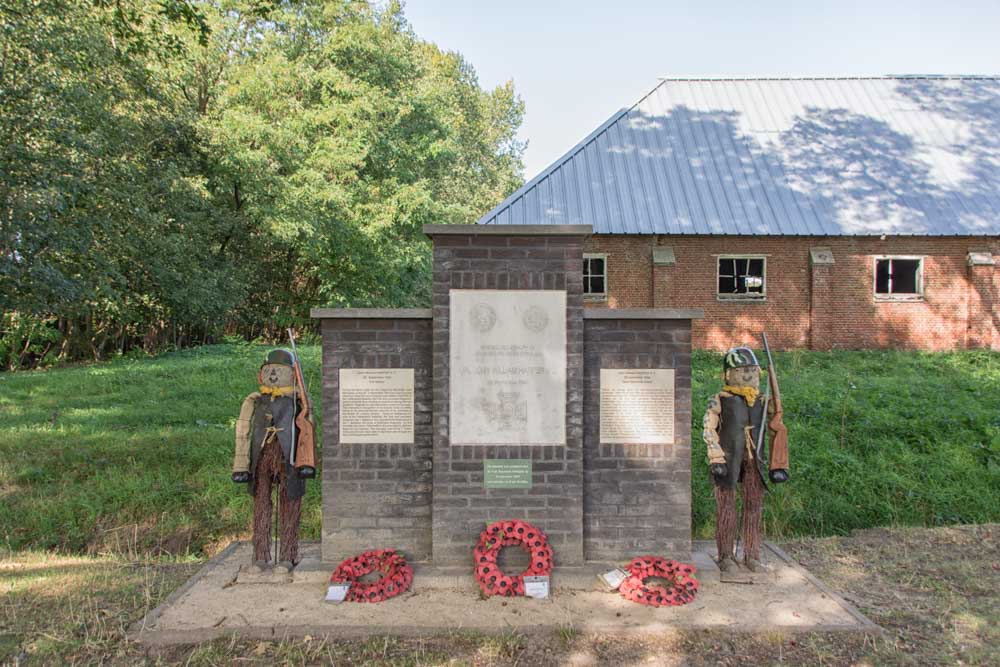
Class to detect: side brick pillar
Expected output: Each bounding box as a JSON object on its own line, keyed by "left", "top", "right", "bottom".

{"left": 582, "top": 310, "right": 697, "bottom": 561}
{"left": 314, "top": 310, "right": 434, "bottom": 564}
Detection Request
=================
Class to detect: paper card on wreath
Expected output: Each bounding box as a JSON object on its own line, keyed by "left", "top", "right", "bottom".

{"left": 325, "top": 583, "right": 351, "bottom": 603}
{"left": 597, "top": 567, "right": 629, "bottom": 591}
{"left": 524, "top": 575, "right": 550, "bottom": 599}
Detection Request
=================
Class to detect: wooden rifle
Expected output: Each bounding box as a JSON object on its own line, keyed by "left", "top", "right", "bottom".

{"left": 762, "top": 332, "right": 790, "bottom": 480}
{"left": 287, "top": 328, "right": 316, "bottom": 477}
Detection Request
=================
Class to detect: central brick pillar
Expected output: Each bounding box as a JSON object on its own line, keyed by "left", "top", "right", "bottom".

{"left": 426, "top": 224, "right": 588, "bottom": 566}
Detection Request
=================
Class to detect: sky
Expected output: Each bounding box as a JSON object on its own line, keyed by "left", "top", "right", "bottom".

{"left": 402, "top": 1, "right": 1000, "bottom": 178}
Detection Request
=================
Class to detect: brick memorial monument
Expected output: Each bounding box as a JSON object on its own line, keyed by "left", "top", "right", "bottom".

{"left": 312, "top": 224, "right": 702, "bottom": 573}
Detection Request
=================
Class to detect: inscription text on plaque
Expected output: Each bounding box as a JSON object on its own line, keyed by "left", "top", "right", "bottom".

{"left": 450, "top": 290, "right": 566, "bottom": 445}
{"left": 599, "top": 369, "right": 675, "bottom": 444}
{"left": 483, "top": 459, "right": 533, "bottom": 489}
{"left": 339, "top": 369, "right": 414, "bottom": 444}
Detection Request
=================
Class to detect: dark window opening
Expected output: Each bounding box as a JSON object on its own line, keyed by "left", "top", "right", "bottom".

{"left": 718, "top": 257, "right": 765, "bottom": 298}
{"left": 875, "top": 258, "right": 921, "bottom": 296}
{"left": 583, "top": 256, "right": 606, "bottom": 296}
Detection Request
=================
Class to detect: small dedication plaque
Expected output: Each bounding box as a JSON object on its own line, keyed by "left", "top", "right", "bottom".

{"left": 483, "top": 459, "right": 532, "bottom": 489}
{"left": 599, "top": 369, "right": 675, "bottom": 444}
{"left": 339, "top": 369, "right": 414, "bottom": 444}
{"left": 450, "top": 290, "right": 566, "bottom": 446}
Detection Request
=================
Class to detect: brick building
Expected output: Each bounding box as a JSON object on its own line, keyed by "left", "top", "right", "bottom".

{"left": 477, "top": 77, "right": 1000, "bottom": 350}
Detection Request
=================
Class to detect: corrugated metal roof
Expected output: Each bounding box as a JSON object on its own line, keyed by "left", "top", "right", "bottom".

{"left": 478, "top": 76, "right": 1000, "bottom": 236}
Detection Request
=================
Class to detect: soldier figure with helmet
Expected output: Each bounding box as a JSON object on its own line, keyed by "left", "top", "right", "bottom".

{"left": 232, "top": 348, "right": 316, "bottom": 572}
{"left": 703, "top": 344, "right": 789, "bottom": 573}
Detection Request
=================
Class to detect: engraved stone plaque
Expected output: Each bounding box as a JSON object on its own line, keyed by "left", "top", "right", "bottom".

{"left": 599, "top": 369, "right": 675, "bottom": 444}
{"left": 450, "top": 290, "right": 566, "bottom": 445}
{"left": 339, "top": 369, "right": 414, "bottom": 444}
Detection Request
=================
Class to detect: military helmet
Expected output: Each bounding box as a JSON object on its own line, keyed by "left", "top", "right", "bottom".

{"left": 723, "top": 347, "right": 759, "bottom": 370}
{"left": 262, "top": 348, "right": 296, "bottom": 368}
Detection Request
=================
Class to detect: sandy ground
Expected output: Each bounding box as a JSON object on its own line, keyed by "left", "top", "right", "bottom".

{"left": 132, "top": 541, "right": 875, "bottom": 645}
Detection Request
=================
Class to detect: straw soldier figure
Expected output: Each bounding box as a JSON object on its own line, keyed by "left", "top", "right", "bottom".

{"left": 703, "top": 347, "right": 789, "bottom": 572}
{"left": 232, "top": 349, "right": 313, "bottom": 572}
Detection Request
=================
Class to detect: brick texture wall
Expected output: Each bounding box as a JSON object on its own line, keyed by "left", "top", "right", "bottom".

{"left": 968, "top": 260, "right": 999, "bottom": 349}
{"left": 320, "top": 316, "right": 433, "bottom": 563}
{"left": 430, "top": 231, "right": 586, "bottom": 566}
{"left": 585, "top": 234, "right": 1000, "bottom": 351}
{"left": 583, "top": 316, "right": 692, "bottom": 561}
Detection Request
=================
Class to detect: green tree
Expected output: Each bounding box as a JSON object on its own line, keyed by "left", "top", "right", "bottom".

{"left": 192, "top": 0, "right": 524, "bottom": 319}
{"left": 0, "top": 0, "right": 525, "bottom": 368}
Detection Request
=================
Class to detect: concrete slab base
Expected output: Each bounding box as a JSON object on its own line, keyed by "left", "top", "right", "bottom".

{"left": 131, "top": 540, "right": 879, "bottom": 646}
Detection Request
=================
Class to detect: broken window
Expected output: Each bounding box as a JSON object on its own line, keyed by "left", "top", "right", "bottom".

{"left": 717, "top": 257, "right": 765, "bottom": 299}
{"left": 875, "top": 257, "right": 922, "bottom": 298}
{"left": 583, "top": 254, "right": 607, "bottom": 297}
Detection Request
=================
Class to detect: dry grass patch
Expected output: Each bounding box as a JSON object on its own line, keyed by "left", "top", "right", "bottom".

{"left": 1, "top": 551, "right": 196, "bottom": 664}
{"left": 2, "top": 525, "right": 997, "bottom": 665}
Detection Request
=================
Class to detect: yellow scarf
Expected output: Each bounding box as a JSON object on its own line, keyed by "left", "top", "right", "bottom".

{"left": 260, "top": 385, "right": 295, "bottom": 399}
{"left": 724, "top": 385, "right": 759, "bottom": 406}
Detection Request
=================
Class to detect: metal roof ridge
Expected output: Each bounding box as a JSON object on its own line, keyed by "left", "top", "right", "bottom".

{"left": 653, "top": 74, "right": 1000, "bottom": 81}
{"left": 476, "top": 80, "right": 672, "bottom": 225}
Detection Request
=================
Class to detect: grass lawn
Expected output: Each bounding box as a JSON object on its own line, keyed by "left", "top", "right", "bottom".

{"left": 1, "top": 344, "right": 997, "bottom": 556}
{"left": 1, "top": 345, "right": 998, "bottom": 665}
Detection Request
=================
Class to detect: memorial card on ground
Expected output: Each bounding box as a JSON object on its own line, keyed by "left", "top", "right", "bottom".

{"left": 599, "top": 369, "right": 675, "bottom": 444}
{"left": 339, "top": 368, "right": 414, "bottom": 444}
{"left": 450, "top": 290, "right": 566, "bottom": 446}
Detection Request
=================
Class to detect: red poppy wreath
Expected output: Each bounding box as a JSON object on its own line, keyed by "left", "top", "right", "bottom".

{"left": 619, "top": 556, "right": 699, "bottom": 607}
{"left": 329, "top": 548, "right": 413, "bottom": 603}
{"left": 474, "top": 519, "right": 553, "bottom": 597}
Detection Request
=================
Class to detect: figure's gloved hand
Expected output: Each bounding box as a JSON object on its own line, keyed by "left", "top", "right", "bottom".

{"left": 232, "top": 471, "right": 250, "bottom": 483}
{"left": 769, "top": 469, "right": 789, "bottom": 483}
{"left": 710, "top": 462, "right": 728, "bottom": 479}
{"left": 297, "top": 466, "right": 316, "bottom": 479}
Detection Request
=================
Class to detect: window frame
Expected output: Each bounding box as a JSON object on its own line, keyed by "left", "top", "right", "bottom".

{"left": 873, "top": 255, "right": 924, "bottom": 301}
{"left": 583, "top": 253, "right": 608, "bottom": 300}
{"left": 716, "top": 254, "right": 767, "bottom": 301}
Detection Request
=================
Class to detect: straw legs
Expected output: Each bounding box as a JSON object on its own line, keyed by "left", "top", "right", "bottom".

{"left": 713, "top": 455, "right": 764, "bottom": 570}
{"left": 252, "top": 436, "right": 302, "bottom": 566}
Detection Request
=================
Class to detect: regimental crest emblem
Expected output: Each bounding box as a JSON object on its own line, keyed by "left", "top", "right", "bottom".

{"left": 470, "top": 303, "right": 497, "bottom": 333}
{"left": 521, "top": 305, "right": 549, "bottom": 333}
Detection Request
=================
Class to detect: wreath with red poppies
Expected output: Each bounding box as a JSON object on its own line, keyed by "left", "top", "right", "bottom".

{"left": 619, "top": 556, "right": 699, "bottom": 607}
{"left": 474, "top": 519, "right": 553, "bottom": 597}
{"left": 329, "top": 548, "right": 413, "bottom": 603}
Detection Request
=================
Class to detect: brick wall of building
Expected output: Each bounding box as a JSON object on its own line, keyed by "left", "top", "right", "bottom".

{"left": 583, "top": 315, "right": 692, "bottom": 561}
{"left": 320, "top": 314, "right": 434, "bottom": 563}
{"left": 429, "top": 230, "right": 587, "bottom": 566}
{"left": 585, "top": 234, "right": 1000, "bottom": 351}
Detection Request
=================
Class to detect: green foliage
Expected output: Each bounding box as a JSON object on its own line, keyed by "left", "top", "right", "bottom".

{"left": 0, "top": 0, "right": 525, "bottom": 368}
{"left": 0, "top": 343, "right": 323, "bottom": 554}
{"left": 692, "top": 349, "right": 1000, "bottom": 539}
{"left": 1, "top": 347, "right": 997, "bottom": 556}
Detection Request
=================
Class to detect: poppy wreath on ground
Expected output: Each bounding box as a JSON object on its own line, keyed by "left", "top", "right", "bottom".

{"left": 329, "top": 548, "right": 413, "bottom": 603}
{"left": 619, "top": 556, "right": 699, "bottom": 607}
{"left": 474, "top": 519, "right": 553, "bottom": 597}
